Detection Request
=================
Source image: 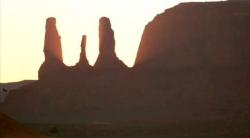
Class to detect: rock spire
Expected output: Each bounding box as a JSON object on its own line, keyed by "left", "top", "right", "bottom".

{"left": 38, "top": 17, "right": 65, "bottom": 79}
{"left": 75, "top": 35, "right": 90, "bottom": 68}
{"left": 94, "top": 17, "right": 127, "bottom": 70}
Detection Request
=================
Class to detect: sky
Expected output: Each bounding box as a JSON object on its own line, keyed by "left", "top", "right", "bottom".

{"left": 0, "top": 0, "right": 224, "bottom": 83}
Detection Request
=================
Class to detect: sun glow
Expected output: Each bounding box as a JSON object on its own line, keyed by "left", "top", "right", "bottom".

{"left": 0, "top": 0, "right": 224, "bottom": 82}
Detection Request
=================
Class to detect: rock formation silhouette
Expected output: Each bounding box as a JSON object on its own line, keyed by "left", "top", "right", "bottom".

{"left": 39, "top": 17, "right": 127, "bottom": 80}
{"left": 94, "top": 17, "right": 128, "bottom": 70}
{"left": 0, "top": 1, "right": 249, "bottom": 123}
{"left": 38, "top": 17, "right": 66, "bottom": 79}
{"left": 75, "top": 35, "right": 91, "bottom": 69}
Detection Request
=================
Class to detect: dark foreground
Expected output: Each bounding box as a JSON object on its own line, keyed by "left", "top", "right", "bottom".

{"left": 24, "top": 120, "right": 250, "bottom": 138}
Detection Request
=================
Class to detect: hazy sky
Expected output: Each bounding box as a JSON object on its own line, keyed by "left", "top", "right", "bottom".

{"left": 0, "top": 0, "right": 223, "bottom": 82}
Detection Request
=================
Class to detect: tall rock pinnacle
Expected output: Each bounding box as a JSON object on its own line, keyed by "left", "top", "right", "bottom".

{"left": 99, "top": 17, "right": 115, "bottom": 58}
{"left": 75, "top": 35, "right": 90, "bottom": 68}
{"left": 38, "top": 17, "right": 65, "bottom": 79}
{"left": 94, "top": 17, "right": 127, "bottom": 70}
{"left": 44, "top": 17, "right": 63, "bottom": 62}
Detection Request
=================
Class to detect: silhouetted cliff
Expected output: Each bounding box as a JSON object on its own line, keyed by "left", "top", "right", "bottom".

{"left": 135, "top": 1, "right": 250, "bottom": 69}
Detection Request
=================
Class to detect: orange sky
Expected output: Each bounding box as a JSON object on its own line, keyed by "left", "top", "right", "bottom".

{"left": 0, "top": 0, "right": 223, "bottom": 83}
